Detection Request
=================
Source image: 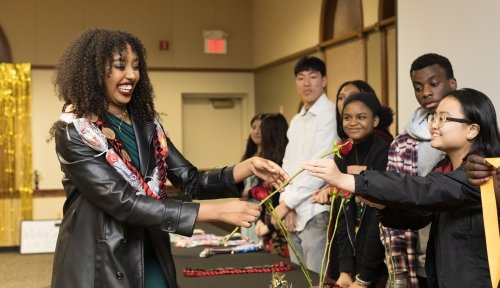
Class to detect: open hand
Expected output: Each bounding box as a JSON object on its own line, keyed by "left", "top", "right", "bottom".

{"left": 303, "top": 159, "right": 342, "bottom": 186}
{"left": 197, "top": 199, "right": 261, "bottom": 228}
{"left": 251, "top": 157, "right": 289, "bottom": 191}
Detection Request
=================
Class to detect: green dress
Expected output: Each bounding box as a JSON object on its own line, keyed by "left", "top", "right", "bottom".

{"left": 105, "top": 113, "right": 169, "bottom": 288}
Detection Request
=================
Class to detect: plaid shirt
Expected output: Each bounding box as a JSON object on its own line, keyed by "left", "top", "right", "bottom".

{"left": 380, "top": 132, "right": 419, "bottom": 288}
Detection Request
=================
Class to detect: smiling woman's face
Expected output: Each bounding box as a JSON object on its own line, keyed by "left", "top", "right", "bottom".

{"left": 342, "top": 100, "right": 379, "bottom": 143}
{"left": 105, "top": 44, "right": 140, "bottom": 115}
{"left": 429, "top": 96, "right": 474, "bottom": 154}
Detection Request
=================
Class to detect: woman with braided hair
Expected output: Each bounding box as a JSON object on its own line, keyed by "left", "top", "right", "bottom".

{"left": 49, "top": 28, "right": 288, "bottom": 288}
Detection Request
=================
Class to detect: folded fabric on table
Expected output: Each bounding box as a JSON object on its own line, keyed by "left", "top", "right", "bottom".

{"left": 171, "top": 232, "right": 251, "bottom": 248}
{"left": 199, "top": 243, "right": 261, "bottom": 258}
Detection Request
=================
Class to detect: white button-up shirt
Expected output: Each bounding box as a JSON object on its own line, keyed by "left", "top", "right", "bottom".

{"left": 280, "top": 93, "right": 337, "bottom": 231}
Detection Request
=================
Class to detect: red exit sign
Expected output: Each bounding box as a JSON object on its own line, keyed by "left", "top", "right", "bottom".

{"left": 205, "top": 39, "right": 226, "bottom": 54}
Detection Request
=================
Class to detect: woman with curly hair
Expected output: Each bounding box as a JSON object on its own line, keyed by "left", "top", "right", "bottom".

{"left": 49, "top": 28, "right": 288, "bottom": 288}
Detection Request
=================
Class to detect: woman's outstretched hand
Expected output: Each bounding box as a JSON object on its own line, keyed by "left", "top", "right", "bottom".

{"left": 303, "top": 159, "right": 342, "bottom": 186}
{"left": 197, "top": 199, "right": 261, "bottom": 228}
{"left": 249, "top": 157, "right": 289, "bottom": 190}
{"left": 233, "top": 156, "right": 289, "bottom": 191}
{"left": 303, "top": 158, "right": 356, "bottom": 193}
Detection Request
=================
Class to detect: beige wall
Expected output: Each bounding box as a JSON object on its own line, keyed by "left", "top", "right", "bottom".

{"left": 33, "top": 198, "right": 65, "bottom": 220}
{"left": 0, "top": 0, "right": 252, "bottom": 68}
{"left": 254, "top": 60, "right": 298, "bottom": 121}
{"left": 397, "top": 0, "right": 500, "bottom": 130}
{"left": 251, "top": 0, "right": 322, "bottom": 67}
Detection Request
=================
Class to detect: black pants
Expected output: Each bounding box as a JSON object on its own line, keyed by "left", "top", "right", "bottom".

{"left": 417, "top": 276, "right": 428, "bottom": 288}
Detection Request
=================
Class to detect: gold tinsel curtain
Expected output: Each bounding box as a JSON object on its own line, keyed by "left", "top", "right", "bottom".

{"left": 0, "top": 63, "right": 32, "bottom": 246}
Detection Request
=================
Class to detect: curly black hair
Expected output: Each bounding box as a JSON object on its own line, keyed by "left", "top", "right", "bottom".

{"left": 50, "top": 28, "right": 157, "bottom": 136}
{"left": 410, "top": 53, "right": 454, "bottom": 79}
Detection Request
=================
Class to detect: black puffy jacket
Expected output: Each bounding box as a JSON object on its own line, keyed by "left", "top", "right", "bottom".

{"left": 354, "top": 167, "right": 491, "bottom": 288}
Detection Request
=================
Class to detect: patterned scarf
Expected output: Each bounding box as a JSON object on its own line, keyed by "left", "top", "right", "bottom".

{"left": 60, "top": 112, "right": 168, "bottom": 199}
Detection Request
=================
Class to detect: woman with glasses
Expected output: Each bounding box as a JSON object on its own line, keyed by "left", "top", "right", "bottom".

{"left": 303, "top": 88, "right": 500, "bottom": 287}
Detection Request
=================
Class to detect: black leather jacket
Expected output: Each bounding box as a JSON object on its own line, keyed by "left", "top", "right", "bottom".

{"left": 51, "top": 120, "right": 242, "bottom": 288}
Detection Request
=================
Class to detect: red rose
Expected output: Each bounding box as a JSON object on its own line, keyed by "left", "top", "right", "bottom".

{"left": 250, "top": 185, "right": 269, "bottom": 201}
{"left": 341, "top": 190, "right": 352, "bottom": 199}
{"left": 338, "top": 139, "right": 353, "bottom": 155}
{"left": 329, "top": 186, "right": 352, "bottom": 199}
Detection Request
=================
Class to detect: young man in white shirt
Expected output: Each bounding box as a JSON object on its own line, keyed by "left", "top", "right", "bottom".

{"left": 274, "top": 56, "right": 337, "bottom": 273}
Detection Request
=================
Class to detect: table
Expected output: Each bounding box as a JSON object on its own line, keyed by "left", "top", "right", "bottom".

{"left": 172, "top": 223, "right": 321, "bottom": 287}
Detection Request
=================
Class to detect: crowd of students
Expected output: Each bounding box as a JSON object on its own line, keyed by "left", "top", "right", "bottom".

{"left": 232, "top": 54, "right": 499, "bottom": 288}
{"left": 49, "top": 28, "right": 499, "bottom": 288}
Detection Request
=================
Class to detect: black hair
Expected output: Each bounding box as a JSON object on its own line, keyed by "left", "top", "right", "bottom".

{"left": 335, "top": 80, "right": 377, "bottom": 139}
{"left": 260, "top": 114, "right": 289, "bottom": 166}
{"left": 241, "top": 113, "right": 268, "bottom": 161}
{"left": 50, "top": 28, "right": 156, "bottom": 136}
{"left": 294, "top": 56, "right": 326, "bottom": 77}
{"left": 446, "top": 88, "right": 500, "bottom": 157}
{"left": 410, "top": 53, "right": 455, "bottom": 79}
{"left": 343, "top": 92, "right": 394, "bottom": 132}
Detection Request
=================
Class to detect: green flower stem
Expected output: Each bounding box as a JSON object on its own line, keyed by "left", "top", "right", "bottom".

{"left": 265, "top": 201, "right": 314, "bottom": 287}
{"left": 259, "top": 168, "right": 303, "bottom": 205}
{"left": 319, "top": 197, "right": 345, "bottom": 287}
{"left": 221, "top": 142, "right": 353, "bottom": 286}
{"left": 318, "top": 195, "right": 337, "bottom": 286}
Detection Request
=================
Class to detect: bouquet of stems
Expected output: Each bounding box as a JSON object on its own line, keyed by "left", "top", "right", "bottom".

{"left": 223, "top": 139, "right": 354, "bottom": 288}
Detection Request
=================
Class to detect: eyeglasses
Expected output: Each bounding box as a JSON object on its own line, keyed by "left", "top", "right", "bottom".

{"left": 427, "top": 114, "right": 472, "bottom": 128}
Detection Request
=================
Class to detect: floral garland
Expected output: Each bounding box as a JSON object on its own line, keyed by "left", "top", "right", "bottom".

{"left": 59, "top": 111, "right": 168, "bottom": 199}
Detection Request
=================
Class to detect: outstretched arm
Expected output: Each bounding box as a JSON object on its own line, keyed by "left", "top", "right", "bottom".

{"left": 304, "top": 158, "right": 481, "bottom": 211}
{"left": 233, "top": 156, "right": 289, "bottom": 190}
{"left": 197, "top": 199, "right": 261, "bottom": 228}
